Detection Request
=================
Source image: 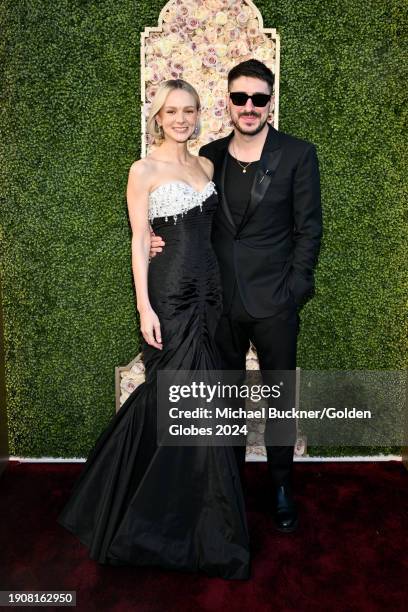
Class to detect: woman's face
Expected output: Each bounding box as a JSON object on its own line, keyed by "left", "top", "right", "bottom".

{"left": 156, "top": 89, "right": 199, "bottom": 143}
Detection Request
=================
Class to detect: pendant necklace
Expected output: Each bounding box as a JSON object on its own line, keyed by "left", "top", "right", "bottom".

{"left": 232, "top": 142, "right": 252, "bottom": 174}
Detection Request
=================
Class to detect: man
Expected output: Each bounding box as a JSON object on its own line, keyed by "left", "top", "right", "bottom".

{"left": 150, "top": 59, "right": 322, "bottom": 532}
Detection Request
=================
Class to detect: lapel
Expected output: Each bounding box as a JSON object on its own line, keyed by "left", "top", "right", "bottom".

{"left": 218, "top": 133, "right": 236, "bottom": 231}
{"left": 238, "top": 124, "right": 282, "bottom": 232}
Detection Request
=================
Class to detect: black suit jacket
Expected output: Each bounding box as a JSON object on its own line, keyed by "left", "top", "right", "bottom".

{"left": 199, "top": 124, "right": 323, "bottom": 317}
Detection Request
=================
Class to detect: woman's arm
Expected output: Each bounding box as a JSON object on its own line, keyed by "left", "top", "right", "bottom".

{"left": 127, "top": 161, "right": 162, "bottom": 350}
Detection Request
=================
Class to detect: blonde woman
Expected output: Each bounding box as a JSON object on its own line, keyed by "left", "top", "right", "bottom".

{"left": 57, "top": 79, "right": 250, "bottom": 580}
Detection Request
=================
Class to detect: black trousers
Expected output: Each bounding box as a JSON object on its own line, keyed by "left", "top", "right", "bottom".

{"left": 215, "top": 281, "right": 299, "bottom": 487}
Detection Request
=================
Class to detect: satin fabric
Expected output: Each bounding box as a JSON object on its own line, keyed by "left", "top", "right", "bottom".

{"left": 57, "top": 189, "right": 250, "bottom": 580}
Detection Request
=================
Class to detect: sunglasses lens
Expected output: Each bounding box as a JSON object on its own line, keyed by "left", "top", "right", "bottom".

{"left": 230, "top": 92, "right": 248, "bottom": 106}
{"left": 229, "top": 92, "right": 271, "bottom": 107}
{"left": 251, "top": 94, "right": 271, "bottom": 107}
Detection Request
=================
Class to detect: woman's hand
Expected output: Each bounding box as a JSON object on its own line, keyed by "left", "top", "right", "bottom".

{"left": 139, "top": 306, "right": 163, "bottom": 350}
{"left": 149, "top": 229, "right": 165, "bottom": 259}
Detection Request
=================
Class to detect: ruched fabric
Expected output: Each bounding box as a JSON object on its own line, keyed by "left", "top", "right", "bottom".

{"left": 57, "top": 187, "right": 251, "bottom": 580}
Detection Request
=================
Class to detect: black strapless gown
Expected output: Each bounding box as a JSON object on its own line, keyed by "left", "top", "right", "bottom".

{"left": 57, "top": 182, "right": 250, "bottom": 580}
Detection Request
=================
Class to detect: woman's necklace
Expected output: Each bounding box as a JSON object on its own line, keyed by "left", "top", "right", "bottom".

{"left": 231, "top": 142, "right": 252, "bottom": 174}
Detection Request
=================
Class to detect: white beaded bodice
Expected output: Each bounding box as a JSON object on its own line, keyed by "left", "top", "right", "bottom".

{"left": 148, "top": 180, "right": 217, "bottom": 224}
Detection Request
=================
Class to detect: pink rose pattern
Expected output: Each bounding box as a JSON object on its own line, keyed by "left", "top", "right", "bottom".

{"left": 142, "top": 0, "right": 277, "bottom": 152}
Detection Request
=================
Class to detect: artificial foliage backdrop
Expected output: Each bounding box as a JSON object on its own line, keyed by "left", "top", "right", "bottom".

{"left": 0, "top": 0, "right": 406, "bottom": 457}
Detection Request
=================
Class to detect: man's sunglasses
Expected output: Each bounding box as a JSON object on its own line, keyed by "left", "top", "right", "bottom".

{"left": 229, "top": 92, "right": 272, "bottom": 107}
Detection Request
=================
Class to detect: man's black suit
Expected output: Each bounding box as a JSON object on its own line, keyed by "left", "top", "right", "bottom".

{"left": 200, "top": 124, "right": 322, "bottom": 316}
{"left": 199, "top": 124, "right": 322, "bottom": 486}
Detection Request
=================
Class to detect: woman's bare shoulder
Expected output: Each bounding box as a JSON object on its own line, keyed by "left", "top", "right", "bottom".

{"left": 128, "top": 158, "right": 160, "bottom": 195}
{"left": 129, "top": 157, "right": 154, "bottom": 177}
{"left": 197, "top": 155, "right": 214, "bottom": 179}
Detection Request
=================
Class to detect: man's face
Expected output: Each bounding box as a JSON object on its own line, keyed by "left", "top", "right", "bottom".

{"left": 227, "top": 76, "right": 272, "bottom": 137}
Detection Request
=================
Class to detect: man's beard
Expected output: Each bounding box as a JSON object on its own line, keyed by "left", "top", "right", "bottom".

{"left": 231, "top": 112, "right": 269, "bottom": 136}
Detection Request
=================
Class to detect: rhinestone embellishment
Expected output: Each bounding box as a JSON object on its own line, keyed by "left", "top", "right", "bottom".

{"left": 148, "top": 181, "right": 217, "bottom": 224}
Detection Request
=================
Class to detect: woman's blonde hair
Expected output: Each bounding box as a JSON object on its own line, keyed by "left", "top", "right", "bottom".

{"left": 147, "top": 79, "right": 201, "bottom": 144}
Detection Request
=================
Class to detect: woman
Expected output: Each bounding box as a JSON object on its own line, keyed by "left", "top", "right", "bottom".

{"left": 57, "top": 79, "right": 250, "bottom": 580}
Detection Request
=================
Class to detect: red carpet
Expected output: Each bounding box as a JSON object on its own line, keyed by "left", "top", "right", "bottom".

{"left": 1, "top": 461, "right": 407, "bottom": 611}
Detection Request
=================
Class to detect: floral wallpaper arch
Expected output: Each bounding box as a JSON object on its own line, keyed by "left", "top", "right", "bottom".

{"left": 140, "top": 0, "right": 280, "bottom": 156}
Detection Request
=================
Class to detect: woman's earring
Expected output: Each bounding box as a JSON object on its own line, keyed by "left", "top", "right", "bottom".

{"left": 156, "top": 121, "right": 164, "bottom": 138}
{"left": 188, "top": 124, "right": 199, "bottom": 141}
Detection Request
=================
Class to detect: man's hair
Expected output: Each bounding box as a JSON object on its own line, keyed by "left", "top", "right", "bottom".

{"left": 227, "top": 59, "right": 274, "bottom": 93}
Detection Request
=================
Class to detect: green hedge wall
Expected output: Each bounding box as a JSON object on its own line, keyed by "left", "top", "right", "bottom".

{"left": 0, "top": 0, "right": 406, "bottom": 457}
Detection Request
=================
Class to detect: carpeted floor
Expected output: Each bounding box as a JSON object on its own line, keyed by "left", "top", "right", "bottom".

{"left": 0, "top": 461, "right": 407, "bottom": 612}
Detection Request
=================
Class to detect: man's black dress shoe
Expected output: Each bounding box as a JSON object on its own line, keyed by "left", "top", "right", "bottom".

{"left": 272, "top": 485, "right": 298, "bottom": 533}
